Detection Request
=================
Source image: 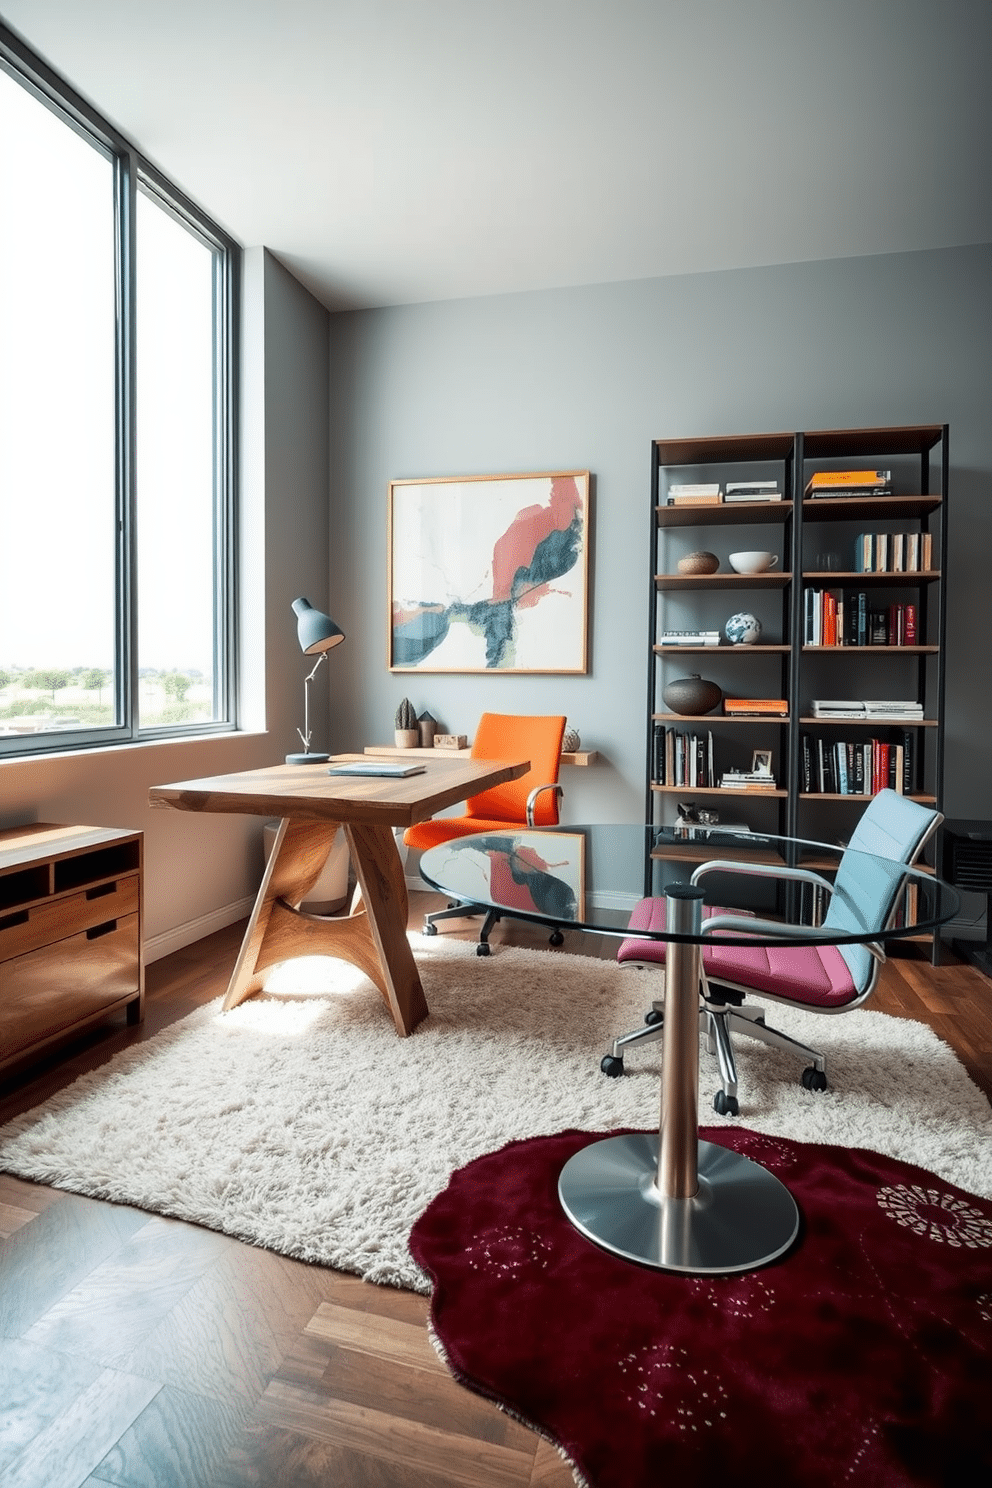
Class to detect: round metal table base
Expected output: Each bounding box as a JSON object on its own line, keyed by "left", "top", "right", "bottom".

{"left": 559, "top": 1133, "right": 800, "bottom": 1274}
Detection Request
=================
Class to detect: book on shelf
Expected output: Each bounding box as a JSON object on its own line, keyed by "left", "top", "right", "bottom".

{"left": 862, "top": 700, "right": 924, "bottom": 716}
{"left": 652, "top": 725, "right": 716, "bottom": 788}
{"left": 724, "top": 481, "right": 782, "bottom": 502}
{"left": 668, "top": 493, "right": 723, "bottom": 506}
{"left": 669, "top": 482, "right": 721, "bottom": 496}
{"left": 805, "top": 469, "right": 892, "bottom": 497}
{"left": 719, "top": 771, "right": 778, "bottom": 791}
{"left": 723, "top": 698, "right": 788, "bottom": 716}
{"left": 800, "top": 730, "right": 915, "bottom": 796}
{"left": 812, "top": 700, "right": 866, "bottom": 718}
{"left": 658, "top": 630, "right": 721, "bottom": 646}
{"left": 854, "top": 532, "right": 932, "bottom": 574}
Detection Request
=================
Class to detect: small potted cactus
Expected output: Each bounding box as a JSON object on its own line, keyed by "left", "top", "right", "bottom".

{"left": 394, "top": 697, "right": 419, "bottom": 748}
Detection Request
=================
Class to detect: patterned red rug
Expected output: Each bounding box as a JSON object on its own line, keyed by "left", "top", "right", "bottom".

{"left": 410, "top": 1128, "right": 992, "bottom": 1487}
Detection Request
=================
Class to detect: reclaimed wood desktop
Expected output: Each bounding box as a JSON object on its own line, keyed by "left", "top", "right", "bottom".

{"left": 148, "top": 755, "right": 528, "bottom": 1035}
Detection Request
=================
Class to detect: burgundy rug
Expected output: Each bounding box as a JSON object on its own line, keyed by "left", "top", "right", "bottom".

{"left": 410, "top": 1128, "right": 992, "bottom": 1487}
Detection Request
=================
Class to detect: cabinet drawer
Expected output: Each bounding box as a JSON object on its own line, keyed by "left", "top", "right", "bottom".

{"left": 0, "top": 875, "right": 140, "bottom": 961}
{"left": 0, "top": 913, "right": 140, "bottom": 1054}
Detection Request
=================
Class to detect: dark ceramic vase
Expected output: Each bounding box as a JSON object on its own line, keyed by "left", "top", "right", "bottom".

{"left": 662, "top": 674, "right": 723, "bottom": 716}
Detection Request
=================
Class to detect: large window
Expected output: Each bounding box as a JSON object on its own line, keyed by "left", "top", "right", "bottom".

{"left": 0, "top": 33, "right": 237, "bottom": 755}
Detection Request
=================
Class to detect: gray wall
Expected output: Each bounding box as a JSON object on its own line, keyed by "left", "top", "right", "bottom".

{"left": 328, "top": 243, "right": 992, "bottom": 848}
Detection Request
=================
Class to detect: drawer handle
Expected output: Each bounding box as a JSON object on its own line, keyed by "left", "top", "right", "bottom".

{"left": 0, "top": 909, "right": 30, "bottom": 931}
{"left": 87, "top": 920, "right": 118, "bottom": 940}
{"left": 86, "top": 882, "right": 117, "bottom": 900}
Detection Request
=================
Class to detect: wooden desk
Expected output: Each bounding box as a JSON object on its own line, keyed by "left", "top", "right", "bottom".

{"left": 148, "top": 754, "right": 528, "bottom": 1036}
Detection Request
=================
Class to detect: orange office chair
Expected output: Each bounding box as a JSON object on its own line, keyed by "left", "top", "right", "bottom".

{"left": 404, "top": 713, "right": 566, "bottom": 955}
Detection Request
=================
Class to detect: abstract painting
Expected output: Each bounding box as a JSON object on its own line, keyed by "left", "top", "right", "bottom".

{"left": 388, "top": 470, "right": 589, "bottom": 672}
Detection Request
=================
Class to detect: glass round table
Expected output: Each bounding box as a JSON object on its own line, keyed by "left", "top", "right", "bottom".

{"left": 419, "top": 823, "right": 960, "bottom": 1275}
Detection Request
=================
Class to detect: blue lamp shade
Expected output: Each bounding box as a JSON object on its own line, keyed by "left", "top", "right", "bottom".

{"left": 292, "top": 597, "right": 345, "bottom": 654}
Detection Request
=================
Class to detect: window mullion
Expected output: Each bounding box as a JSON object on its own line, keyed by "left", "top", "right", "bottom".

{"left": 116, "top": 147, "right": 139, "bottom": 739}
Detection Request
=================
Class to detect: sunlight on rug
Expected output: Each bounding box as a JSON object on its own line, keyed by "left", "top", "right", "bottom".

{"left": 1, "top": 935, "right": 989, "bottom": 1292}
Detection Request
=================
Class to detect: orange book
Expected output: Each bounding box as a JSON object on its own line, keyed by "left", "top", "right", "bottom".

{"left": 805, "top": 469, "right": 891, "bottom": 493}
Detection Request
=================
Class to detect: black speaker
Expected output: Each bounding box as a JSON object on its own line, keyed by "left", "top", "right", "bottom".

{"left": 940, "top": 819, "right": 992, "bottom": 976}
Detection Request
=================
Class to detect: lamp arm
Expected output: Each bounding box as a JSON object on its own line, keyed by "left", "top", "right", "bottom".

{"left": 296, "top": 651, "right": 327, "bottom": 752}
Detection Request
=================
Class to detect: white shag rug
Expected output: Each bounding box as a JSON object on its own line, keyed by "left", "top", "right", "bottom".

{"left": 1, "top": 936, "right": 989, "bottom": 1293}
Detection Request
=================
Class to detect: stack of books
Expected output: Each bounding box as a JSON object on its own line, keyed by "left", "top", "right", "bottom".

{"left": 658, "top": 629, "right": 720, "bottom": 646}
{"left": 811, "top": 699, "right": 924, "bottom": 720}
{"left": 863, "top": 699, "right": 924, "bottom": 719}
{"left": 719, "top": 770, "right": 778, "bottom": 791}
{"left": 805, "top": 469, "right": 892, "bottom": 498}
{"left": 724, "top": 480, "right": 782, "bottom": 503}
{"left": 723, "top": 697, "right": 789, "bottom": 717}
{"left": 667, "top": 482, "right": 722, "bottom": 506}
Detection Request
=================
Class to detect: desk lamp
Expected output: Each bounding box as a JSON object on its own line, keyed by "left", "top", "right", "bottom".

{"left": 286, "top": 597, "right": 345, "bottom": 764}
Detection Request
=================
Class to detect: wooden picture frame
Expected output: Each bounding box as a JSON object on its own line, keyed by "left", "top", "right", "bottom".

{"left": 388, "top": 470, "right": 590, "bottom": 672}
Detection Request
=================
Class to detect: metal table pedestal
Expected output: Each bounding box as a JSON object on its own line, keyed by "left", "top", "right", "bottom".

{"left": 558, "top": 884, "right": 800, "bottom": 1273}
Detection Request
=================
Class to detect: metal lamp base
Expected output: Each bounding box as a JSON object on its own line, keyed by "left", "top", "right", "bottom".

{"left": 559, "top": 1133, "right": 800, "bottom": 1274}
{"left": 285, "top": 752, "right": 330, "bottom": 765}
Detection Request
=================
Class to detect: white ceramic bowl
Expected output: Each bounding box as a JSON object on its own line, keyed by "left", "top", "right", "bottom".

{"left": 729, "top": 550, "right": 778, "bottom": 574}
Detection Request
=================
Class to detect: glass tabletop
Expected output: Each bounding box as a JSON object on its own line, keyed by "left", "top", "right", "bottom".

{"left": 418, "top": 824, "right": 960, "bottom": 949}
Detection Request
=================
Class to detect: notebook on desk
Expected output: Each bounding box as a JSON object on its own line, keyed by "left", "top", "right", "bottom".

{"left": 327, "top": 761, "right": 427, "bottom": 778}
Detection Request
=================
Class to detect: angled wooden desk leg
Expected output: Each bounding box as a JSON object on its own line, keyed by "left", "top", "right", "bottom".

{"left": 221, "top": 817, "right": 429, "bottom": 1037}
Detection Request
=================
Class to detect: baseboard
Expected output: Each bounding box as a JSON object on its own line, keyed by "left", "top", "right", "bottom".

{"left": 144, "top": 896, "right": 256, "bottom": 963}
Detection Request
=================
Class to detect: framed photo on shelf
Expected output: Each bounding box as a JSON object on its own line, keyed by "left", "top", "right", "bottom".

{"left": 752, "top": 749, "right": 774, "bottom": 776}
{"left": 388, "top": 470, "right": 590, "bottom": 672}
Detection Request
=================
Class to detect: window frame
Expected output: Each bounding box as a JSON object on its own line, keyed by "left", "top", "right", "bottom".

{"left": 0, "top": 24, "right": 239, "bottom": 759}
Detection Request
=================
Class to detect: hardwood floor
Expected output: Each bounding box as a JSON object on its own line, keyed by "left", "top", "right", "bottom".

{"left": 1, "top": 895, "right": 989, "bottom": 1487}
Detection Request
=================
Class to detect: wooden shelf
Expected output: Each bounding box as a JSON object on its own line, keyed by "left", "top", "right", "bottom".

{"left": 652, "top": 712, "right": 790, "bottom": 725}
{"left": 654, "top": 645, "right": 790, "bottom": 657}
{"left": 798, "top": 716, "right": 937, "bottom": 728}
{"left": 656, "top": 502, "right": 793, "bottom": 529}
{"left": 655, "top": 572, "right": 791, "bottom": 590}
{"left": 364, "top": 745, "right": 598, "bottom": 766}
{"left": 802, "top": 645, "right": 939, "bottom": 654}
{"left": 800, "top": 568, "right": 940, "bottom": 586}
{"left": 651, "top": 783, "right": 786, "bottom": 798}
{"left": 802, "top": 495, "right": 941, "bottom": 522}
{"left": 799, "top": 793, "right": 936, "bottom": 804}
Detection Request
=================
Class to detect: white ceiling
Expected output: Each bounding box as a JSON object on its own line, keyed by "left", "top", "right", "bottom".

{"left": 3, "top": 0, "right": 990, "bottom": 311}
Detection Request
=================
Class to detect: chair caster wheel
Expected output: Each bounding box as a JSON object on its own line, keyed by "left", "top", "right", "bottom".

{"left": 713, "top": 1090, "right": 739, "bottom": 1116}
{"left": 600, "top": 1055, "right": 625, "bottom": 1078}
{"left": 549, "top": 930, "right": 564, "bottom": 947}
{"left": 476, "top": 943, "right": 490, "bottom": 957}
{"left": 645, "top": 1008, "right": 663, "bottom": 1027}
{"left": 801, "top": 1066, "right": 827, "bottom": 1092}
{"left": 423, "top": 922, "right": 437, "bottom": 936}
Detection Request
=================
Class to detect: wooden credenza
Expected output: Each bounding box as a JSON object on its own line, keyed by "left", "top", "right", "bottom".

{"left": 0, "top": 823, "right": 144, "bottom": 1077}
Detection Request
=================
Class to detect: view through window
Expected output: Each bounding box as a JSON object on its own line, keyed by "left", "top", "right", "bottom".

{"left": 0, "top": 45, "right": 236, "bottom": 754}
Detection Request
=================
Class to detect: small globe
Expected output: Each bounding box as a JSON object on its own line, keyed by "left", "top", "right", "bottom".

{"left": 725, "top": 612, "right": 762, "bottom": 645}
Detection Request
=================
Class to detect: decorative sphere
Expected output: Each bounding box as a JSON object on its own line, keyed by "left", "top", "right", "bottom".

{"left": 724, "top": 612, "right": 762, "bottom": 645}
{"left": 662, "top": 674, "right": 723, "bottom": 716}
{"left": 562, "top": 725, "right": 581, "bottom": 752}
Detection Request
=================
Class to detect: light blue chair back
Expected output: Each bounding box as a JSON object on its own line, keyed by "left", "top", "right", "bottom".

{"left": 823, "top": 789, "right": 939, "bottom": 992}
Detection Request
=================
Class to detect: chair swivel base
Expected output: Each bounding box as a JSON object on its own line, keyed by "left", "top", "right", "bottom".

{"left": 559, "top": 1132, "right": 800, "bottom": 1274}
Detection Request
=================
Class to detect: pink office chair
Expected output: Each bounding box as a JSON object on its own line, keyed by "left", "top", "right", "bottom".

{"left": 602, "top": 790, "right": 942, "bottom": 1114}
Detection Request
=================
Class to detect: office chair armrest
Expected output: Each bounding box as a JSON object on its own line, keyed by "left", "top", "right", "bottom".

{"left": 691, "top": 859, "right": 835, "bottom": 895}
{"left": 701, "top": 913, "right": 886, "bottom": 962}
{"left": 526, "top": 783, "right": 564, "bottom": 826}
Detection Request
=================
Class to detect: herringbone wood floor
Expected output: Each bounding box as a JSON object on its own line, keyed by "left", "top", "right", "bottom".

{"left": 1, "top": 896, "right": 989, "bottom": 1487}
